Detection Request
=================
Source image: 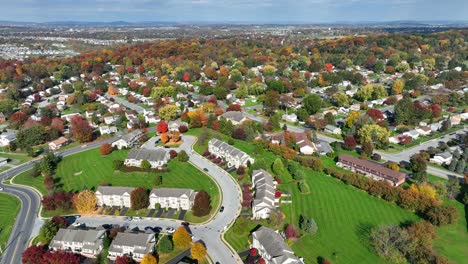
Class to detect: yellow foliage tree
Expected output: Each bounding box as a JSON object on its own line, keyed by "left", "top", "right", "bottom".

{"left": 141, "top": 253, "right": 157, "bottom": 264}
{"left": 386, "top": 162, "right": 400, "bottom": 171}
{"left": 392, "top": 79, "right": 405, "bottom": 95}
{"left": 410, "top": 183, "right": 437, "bottom": 199}
{"left": 173, "top": 227, "right": 192, "bottom": 248}
{"left": 191, "top": 242, "right": 207, "bottom": 261}
{"left": 74, "top": 190, "right": 97, "bottom": 214}
{"left": 160, "top": 133, "right": 169, "bottom": 143}
{"left": 345, "top": 111, "right": 361, "bottom": 128}
{"left": 201, "top": 102, "right": 216, "bottom": 113}
{"left": 171, "top": 131, "right": 180, "bottom": 142}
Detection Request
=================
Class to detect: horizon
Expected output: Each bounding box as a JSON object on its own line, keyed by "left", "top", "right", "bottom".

{"left": 2, "top": 0, "right": 467, "bottom": 24}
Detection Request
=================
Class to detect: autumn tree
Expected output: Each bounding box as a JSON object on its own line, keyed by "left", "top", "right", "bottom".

{"left": 157, "top": 121, "right": 168, "bottom": 133}
{"left": 50, "top": 117, "right": 65, "bottom": 131}
{"left": 160, "top": 133, "right": 169, "bottom": 143}
{"left": 171, "top": 131, "right": 180, "bottom": 142}
{"left": 345, "top": 111, "right": 360, "bottom": 128}
{"left": 392, "top": 79, "right": 405, "bottom": 95}
{"left": 115, "top": 255, "right": 134, "bottom": 264}
{"left": 358, "top": 124, "right": 390, "bottom": 149}
{"left": 192, "top": 189, "right": 211, "bottom": 217}
{"left": 130, "top": 187, "right": 149, "bottom": 210}
{"left": 344, "top": 136, "right": 357, "bottom": 150}
{"left": 159, "top": 104, "right": 179, "bottom": 121}
{"left": 226, "top": 104, "right": 242, "bottom": 112}
{"left": 285, "top": 224, "right": 298, "bottom": 239}
{"left": 367, "top": 108, "right": 384, "bottom": 122}
{"left": 9, "top": 111, "right": 28, "bottom": 129}
{"left": 22, "top": 245, "right": 47, "bottom": 264}
{"left": 177, "top": 150, "right": 189, "bottom": 162}
{"left": 173, "top": 226, "right": 192, "bottom": 248}
{"left": 332, "top": 92, "right": 349, "bottom": 107}
{"left": 191, "top": 242, "right": 207, "bottom": 261}
{"left": 100, "top": 143, "right": 113, "bottom": 155}
{"left": 361, "top": 142, "right": 374, "bottom": 157}
{"left": 74, "top": 190, "right": 97, "bottom": 214}
{"left": 263, "top": 90, "right": 280, "bottom": 115}
{"left": 42, "top": 250, "right": 81, "bottom": 264}
{"left": 70, "top": 116, "right": 94, "bottom": 143}
{"left": 141, "top": 253, "right": 157, "bottom": 264}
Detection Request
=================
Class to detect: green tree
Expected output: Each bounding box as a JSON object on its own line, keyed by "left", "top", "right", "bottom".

{"left": 303, "top": 94, "right": 323, "bottom": 115}
{"left": 236, "top": 82, "right": 248, "bottom": 98}
{"left": 358, "top": 124, "right": 390, "bottom": 149}
{"left": 177, "top": 150, "right": 189, "bottom": 162}
{"left": 0, "top": 99, "right": 16, "bottom": 115}
{"left": 157, "top": 235, "right": 174, "bottom": 253}
{"left": 272, "top": 158, "right": 285, "bottom": 175}
{"left": 445, "top": 177, "right": 460, "bottom": 199}
{"left": 355, "top": 84, "right": 374, "bottom": 102}
{"left": 299, "top": 215, "right": 318, "bottom": 234}
{"left": 159, "top": 105, "right": 179, "bottom": 121}
{"left": 213, "top": 86, "right": 228, "bottom": 100}
{"left": 394, "top": 97, "right": 415, "bottom": 125}
{"left": 262, "top": 90, "right": 280, "bottom": 115}
{"left": 409, "top": 154, "right": 427, "bottom": 174}
{"left": 332, "top": 92, "right": 349, "bottom": 107}
{"left": 38, "top": 220, "right": 60, "bottom": 243}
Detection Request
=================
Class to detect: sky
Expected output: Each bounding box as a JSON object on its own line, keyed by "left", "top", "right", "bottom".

{"left": 1, "top": 0, "right": 467, "bottom": 23}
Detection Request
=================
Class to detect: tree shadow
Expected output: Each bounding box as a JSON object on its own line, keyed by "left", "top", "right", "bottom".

{"left": 355, "top": 222, "right": 374, "bottom": 251}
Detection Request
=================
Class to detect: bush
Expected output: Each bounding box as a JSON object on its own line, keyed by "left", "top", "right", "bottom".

{"left": 140, "top": 160, "right": 151, "bottom": 169}
{"left": 372, "top": 153, "right": 381, "bottom": 161}
{"left": 169, "top": 150, "right": 178, "bottom": 159}
{"left": 177, "top": 150, "right": 189, "bottom": 162}
{"left": 100, "top": 143, "right": 113, "bottom": 155}
{"left": 236, "top": 166, "right": 245, "bottom": 175}
{"left": 178, "top": 125, "right": 188, "bottom": 133}
{"left": 158, "top": 235, "right": 174, "bottom": 253}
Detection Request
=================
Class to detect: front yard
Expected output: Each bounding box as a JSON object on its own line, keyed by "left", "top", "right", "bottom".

{"left": 0, "top": 193, "right": 20, "bottom": 253}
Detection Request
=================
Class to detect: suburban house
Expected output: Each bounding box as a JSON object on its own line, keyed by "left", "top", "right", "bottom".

{"left": 112, "top": 129, "right": 143, "bottom": 150}
{"left": 124, "top": 149, "right": 169, "bottom": 169}
{"left": 324, "top": 125, "right": 341, "bottom": 135}
{"left": 220, "top": 111, "right": 248, "bottom": 125}
{"left": 49, "top": 136, "right": 70, "bottom": 151}
{"left": 99, "top": 126, "right": 118, "bottom": 135}
{"left": 252, "top": 226, "right": 303, "bottom": 264}
{"left": 266, "top": 132, "right": 316, "bottom": 155}
{"left": 208, "top": 138, "right": 254, "bottom": 168}
{"left": 0, "top": 131, "right": 16, "bottom": 147}
{"left": 282, "top": 113, "right": 298, "bottom": 123}
{"left": 168, "top": 121, "right": 188, "bottom": 132}
{"left": 104, "top": 115, "right": 118, "bottom": 125}
{"left": 108, "top": 232, "right": 156, "bottom": 261}
{"left": 49, "top": 228, "right": 106, "bottom": 258}
{"left": 337, "top": 154, "right": 406, "bottom": 186}
{"left": 430, "top": 152, "right": 453, "bottom": 165}
{"left": 403, "top": 129, "right": 420, "bottom": 139}
{"left": 252, "top": 170, "right": 276, "bottom": 220}
{"left": 95, "top": 186, "right": 135, "bottom": 208}
{"left": 148, "top": 188, "right": 196, "bottom": 210}
{"left": 416, "top": 126, "right": 432, "bottom": 136}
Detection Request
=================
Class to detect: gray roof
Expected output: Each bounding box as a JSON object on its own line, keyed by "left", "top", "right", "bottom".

{"left": 325, "top": 125, "right": 340, "bottom": 131}
{"left": 50, "top": 228, "right": 105, "bottom": 248}
{"left": 209, "top": 138, "right": 251, "bottom": 162}
{"left": 1, "top": 132, "right": 17, "bottom": 141}
{"left": 252, "top": 169, "right": 275, "bottom": 209}
{"left": 221, "top": 111, "right": 245, "bottom": 122}
{"left": 150, "top": 188, "right": 196, "bottom": 200}
{"left": 437, "top": 152, "right": 452, "bottom": 159}
{"left": 252, "top": 227, "right": 302, "bottom": 264}
{"left": 121, "top": 129, "right": 143, "bottom": 143}
{"left": 109, "top": 232, "right": 155, "bottom": 254}
{"left": 96, "top": 186, "right": 135, "bottom": 196}
{"left": 126, "top": 149, "right": 168, "bottom": 162}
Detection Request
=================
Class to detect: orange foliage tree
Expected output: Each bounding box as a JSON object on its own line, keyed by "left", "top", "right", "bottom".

{"left": 171, "top": 131, "right": 180, "bottom": 142}
{"left": 160, "top": 133, "right": 169, "bottom": 143}
{"left": 191, "top": 242, "right": 207, "bottom": 260}
{"left": 74, "top": 190, "right": 97, "bottom": 214}
{"left": 173, "top": 227, "right": 192, "bottom": 248}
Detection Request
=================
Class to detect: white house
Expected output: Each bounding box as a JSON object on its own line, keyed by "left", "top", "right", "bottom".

{"left": 95, "top": 186, "right": 135, "bottom": 208}
{"left": 282, "top": 113, "right": 297, "bottom": 123}
{"left": 49, "top": 229, "right": 106, "bottom": 258}
{"left": 416, "top": 126, "right": 432, "bottom": 136}
{"left": 99, "top": 126, "right": 117, "bottom": 135}
{"left": 49, "top": 136, "right": 69, "bottom": 151}
{"left": 252, "top": 227, "right": 303, "bottom": 264}
{"left": 208, "top": 138, "right": 254, "bottom": 168}
{"left": 0, "top": 131, "right": 17, "bottom": 147}
{"left": 124, "top": 149, "right": 169, "bottom": 169}
{"left": 111, "top": 129, "right": 143, "bottom": 150}
{"left": 252, "top": 170, "right": 276, "bottom": 220}
{"left": 430, "top": 152, "right": 453, "bottom": 165}
{"left": 168, "top": 121, "right": 188, "bottom": 132}
{"left": 403, "top": 129, "right": 420, "bottom": 139}
{"left": 220, "top": 111, "right": 248, "bottom": 125}
{"left": 108, "top": 232, "right": 156, "bottom": 261}
{"left": 104, "top": 115, "right": 118, "bottom": 125}
{"left": 324, "top": 125, "right": 341, "bottom": 135}
{"left": 149, "top": 188, "right": 196, "bottom": 210}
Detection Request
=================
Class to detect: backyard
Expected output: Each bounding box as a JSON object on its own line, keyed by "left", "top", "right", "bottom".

{"left": 0, "top": 193, "right": 20, "bottom": 254}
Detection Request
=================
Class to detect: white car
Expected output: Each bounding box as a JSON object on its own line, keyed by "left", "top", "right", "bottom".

{"left": 165, "top": 227, "right": 175, "bottom": 234}
{"left": 0, "top": 186, "right": 3, "bottom": 191}
{"left": 133, "top": 217, "right": 142, "bottom": 221}
{"left": 72, "top": 222, "right": 81, "bottom": 227}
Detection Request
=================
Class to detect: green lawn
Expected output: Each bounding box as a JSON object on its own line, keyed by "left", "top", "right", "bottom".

{"left": 0, "top": 193, "right": 20, "bottom": 253}
{"left": 0, "top": 152, "right": 33, "bottom": 164}
{"left": 14, "top": 148, "right": 219, "bottom": 222}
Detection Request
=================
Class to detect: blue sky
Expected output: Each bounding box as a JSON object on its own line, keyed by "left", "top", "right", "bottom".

{"left": 2, "top": 0, "right": 467, "bottom": 23}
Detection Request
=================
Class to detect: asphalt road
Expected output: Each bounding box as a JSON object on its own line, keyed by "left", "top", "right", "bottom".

{"left": 107, "top": 94, "right": 145, "bottom": 113}
{"left": 0, "top": 137, "right": 118, "bottom": 264}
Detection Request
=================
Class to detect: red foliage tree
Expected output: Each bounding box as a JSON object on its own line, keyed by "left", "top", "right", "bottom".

{"left": 367, "top": 108, "right": 384, "bottom": 121}
{"left": 22, "top": 245, "right": 47, "bottom": 264}
{"left": 226, "top": 104, "right": 242, "bottom": 112}
{"left": 285, "top": 224, "right": 298, "bottom": 239}
{"left": 344, "top": 136, "right": 357, "bottom": 150}
{"left": 324, "top": 63, "right": 334, "bottom": 72}
{"left": 50, "top": 117, "right": 65, "bottom": 132}
{"left": 207, "top": 97, "right": 218, "bottom": 105}
{"left": 429, "top": 103, "right": 442, "bottom": 118}
{"left": 9, "top": 111, "right": 28, "bottom": 128}
{"left": 42, "top": 192, "right": 74, "bottom": 211}
{"left": 236, "top": 166, "right": 245, "bottom": 175}
{"left": 169, "top": 150, "right": 178, "bottom": 159}
{"left": 211, "top": 120, "right": 219, "bottom": 131}
{"left": 178, "top": 125, "right": 188, "bottom": 133}
{"left": 192, "top": 189, "right": 211, "bottom": 217}
{"left": 52, "top": 216, "right": 67, "bottom": 228}
{"left": 232, "top": 127, "right": 246, "bottom": 140}
{"left": 183, "top": 72, "right": 191, "bottom": 82}
{"left": 275, "top": 190, "right": 282, "bottom": 198}
{"left": 44, "top": 176, "right": 54, "bottom": 191}
{"left": 43, "top": 250, "right": 81, "bottom": 264}
{"left": 399, "top": 135, "right": 411, "bottom": 145}
{"left": 259, "top": 258, "right": 266, "bottom": 264}
{"left": 115, "top": 255, "right": 134, "bottom": 264}
{"left": 100, "top": 143, "right": 113, "bottom": 155}
{"left": 250, "top": 248, "right": 257, "bottom": 256}
{"left": 70, "top": 116, "right": 93, "bottom": 143}
{"left": 157, "top": 121, "right": 168, "bottom": 134}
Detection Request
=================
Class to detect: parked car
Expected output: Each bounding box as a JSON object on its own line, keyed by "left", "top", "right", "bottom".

{"left": 125, "top": 217, "right": 133, "bottom": 221}
{"left": 203, "top": 168, "right": 209, "bottom": 172}
{"left": 165, "top": 227, "right": 175, "bottom": 234}
{"left": 181, "top": 222, "right": 190, "bottom": 227}
{"left": 72, "top": 222, "right": 81, "bottom": 227}
{"left": 219, "top": 206, "right": 225, "bottom": 212}
{"left": 0, "top": 186, "right": 3, "bottom": 191}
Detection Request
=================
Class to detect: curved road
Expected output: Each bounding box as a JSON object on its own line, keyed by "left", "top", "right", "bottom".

{"left": 0, "top": 133, "right": 242, "bottom": 264}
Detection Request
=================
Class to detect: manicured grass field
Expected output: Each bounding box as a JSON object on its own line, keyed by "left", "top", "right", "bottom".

{"left": 0, "top": 193, "right": 20, "bottom": 253}
{"left": 13, "top": 147, "right": 220, "bottom": 222}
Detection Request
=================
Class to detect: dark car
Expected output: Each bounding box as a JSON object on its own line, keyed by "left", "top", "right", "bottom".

{"left": 153, "top": 227, "right": 162, "bottom": 233}
{"left": 219, "top": 206, "right": 225, "bottom": 212}
{"left": 144, "top": 226, "right": 154, "bottom": 232}
{"left": 203, "top": 168, "right": 209, "bottom": 172}
{"left": 181, "top": 222, "right": 190, "bottom": 227}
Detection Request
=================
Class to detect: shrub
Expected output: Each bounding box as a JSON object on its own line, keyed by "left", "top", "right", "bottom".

{"left": 178, "top": 125, "right": 188, "bottom": 133}
{"left": 100, "top": 143, "right": 113, "bottom": 155}
{"left": 236, "top": 166, "right": 245, "bottom": 175}
{"left": 169, "top": 150, "right": 178, "bottom": 159}
{"left": 177, "top": 150, "right": 189, "bottom": 162}
{"left": 372, "top": 153, "right": 381, "bottom": 161}
{"left": 140, "top": 160, "right": 151, "bottom": 169}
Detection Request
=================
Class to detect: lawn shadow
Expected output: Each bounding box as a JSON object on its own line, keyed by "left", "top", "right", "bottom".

{"left": 355, "top": 222, "right": 374, "bottom": 251}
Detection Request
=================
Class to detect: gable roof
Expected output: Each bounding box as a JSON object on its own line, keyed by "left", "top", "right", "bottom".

{"left": 252, "top": 226, "right": 302, "bottom": 263}
{"left": 50, "top": 136, "right": 69, "bottom": 146}
{"left": 96, "top": 186, "right": 135, "bottom": 196}
{"left": 252, "top": 169, "right": 275, "bottom": 209}
{"left": 51, "top": 228, "right": 105, "bottom": 244}
{"left": 221, "top": 111, "right": 245, "bottom": 122}
{"left": 150, "top": 188, "right": 196, "bottom": 200}
{"left": 109, "top": 232, "right": 155, "bottom": 254}
{"left": 126, "top": 149, "right": 168, "bottom": 162}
